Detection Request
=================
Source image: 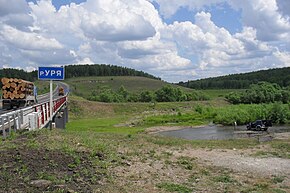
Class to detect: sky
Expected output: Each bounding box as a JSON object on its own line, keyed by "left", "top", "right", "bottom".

{"left": 0, "top": 0, "right": 290, "bottom": 82}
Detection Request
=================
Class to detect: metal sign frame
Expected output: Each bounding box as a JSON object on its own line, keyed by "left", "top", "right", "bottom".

{"left": 38, "top": 66, "right": 65, "bottom": 80}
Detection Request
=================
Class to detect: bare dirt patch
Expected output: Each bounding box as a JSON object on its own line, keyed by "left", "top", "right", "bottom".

{"left": 0, "top": 135, "right": 105, "bottom": 193}
{"left": 174, "top": 148, "right": 290, "bottom": 177}
{"left": 145, "top": 126, "right": 187, "bottom": 134}
{"left": 145, "top": 125, "right": 207, "bottom": 134}
{"left": 111, "top": 144, "right": 290, "bottom": 192}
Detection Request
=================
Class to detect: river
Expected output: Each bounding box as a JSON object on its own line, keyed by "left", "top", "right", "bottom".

{"left": 157, "top": 125, "right": 290, "bottom": 140}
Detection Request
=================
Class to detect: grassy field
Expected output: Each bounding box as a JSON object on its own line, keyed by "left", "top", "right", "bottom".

{"left": 34, "top": 80, "right": 56, "bottom": 95}
{"left": 202, "top": 89, "right": 245, "bottom": 99}
{"left": 1, "top": 96, "right": 289, "bottom": 192}
{"left": 65, "top": 76, "right": 194, "bottom": 97}
{"left": 1, "top": 78, "right": 289, "bottom": 192}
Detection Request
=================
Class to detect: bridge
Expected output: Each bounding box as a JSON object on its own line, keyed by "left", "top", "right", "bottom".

{"left": 0, "top": 82, "right": 69, "bottom": 138}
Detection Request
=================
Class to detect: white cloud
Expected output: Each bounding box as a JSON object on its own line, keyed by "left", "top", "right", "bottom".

{"left": 77, "top": 57, "right": 94, "bottom": 64}
{"left": 0, "top": 0, "right": 290, "bottom": 82}
{"left": 165, "top": 12, "right": 245, "bottom": 69}
{"left": 277, "top": 0, "right": 290, "bottom": 18}
{"left": 0, "top": 25, "right": 63, "bottom": 50}
{"left": 0, "top": 0, "right": 30, "bottom": 16}
{"left": 0, "top": 0, "right": 33, "bottom": 30}
{"left": 150, "top": 0, "right": 224, "bottom": 18}
{"left": 20, "top": 49, "right": 76, "bottom": 65}
{"left": 229, "top": 0, "right": 290, "bottom": 41}
{"left": 274, "top": 51, "right": 290, "bottom": 66}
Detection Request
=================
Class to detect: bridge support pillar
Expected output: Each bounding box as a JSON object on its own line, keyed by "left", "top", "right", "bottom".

{"left": 54, "top": 106, "right": 68, "bottom": 129}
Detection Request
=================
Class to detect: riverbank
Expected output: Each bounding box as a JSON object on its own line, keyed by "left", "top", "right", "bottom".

{"left": 1, "top": 128, "right": 289, "bottom": 193}
{"left": 145, "top": 125, "right": 206, "bottom": 134}
{"left": 1, "top": 98, "right": 290, "bottom": 192}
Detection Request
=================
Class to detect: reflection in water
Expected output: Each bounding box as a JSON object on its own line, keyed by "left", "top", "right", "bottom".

{"left": 157, "top": 125, "right": 290, "bottom": 140}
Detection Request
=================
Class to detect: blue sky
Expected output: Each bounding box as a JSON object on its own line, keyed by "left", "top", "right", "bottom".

{"left": 156, "top": 1, "right": 243, "bottom": 34}
{"left": 28, "top": 0, "right": 86, "bottom": 9}
{"left": 0, "top": 0, "right": 289, "bottom": 82}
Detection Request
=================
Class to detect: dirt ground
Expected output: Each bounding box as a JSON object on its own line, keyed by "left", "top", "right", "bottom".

{"left": 1, "top": 130, "right": 289, "bottom": 193}
{"left": 174, "top": 148, "right": 290, "bottom": 177}
{"left": 0, "top": 134, "right": 105, "bottom": 193}
{"left": 146, "top": 126, "right": 290, "bottom": 176}
{"left": 145, "top": 125, "right": 207, "bottom": 134}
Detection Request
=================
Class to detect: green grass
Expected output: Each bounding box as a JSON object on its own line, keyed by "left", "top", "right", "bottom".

{"left": 146, "top": 135, "right": 260, "bottom": 149}
{"left": 157, "top": 182, "right": 192, "bottom": 192}
{"left": 34, "top": 80, "right": 57, "bottom": 95}
{"left": 213, "top": 174, "right": 237, "bottom": 183}
{"left": 203, "top": 89, "right": 245, "bottom": 99}
{"left": 2, "top": 95, "right": 290, "bottom": 192}
{"left": 143, "top": 112, "right": 207, "bottom": 126}
{"left": 253, "top": 140, "right": 290, "bottom": 159}
{"left": 65, "top": 76, "right": 193, "bottom": 97}
{"left": 66, "top": 118, "right": 143, "bottom": 134}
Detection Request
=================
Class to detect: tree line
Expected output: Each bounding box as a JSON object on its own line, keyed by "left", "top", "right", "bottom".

{"left": 0, "top": 64, "right": 160, "bottom": 82}
{"left": 178, "top": 67, "right": 290, "bottom": 89}
{"left": 0, "top": 68, "right": 37, "bottom": 82}
{"left": 64, "top": 64, "right": 160, "bottom": 79}
{"left": 88, "top": 85, "right": 209, "bottom": 103}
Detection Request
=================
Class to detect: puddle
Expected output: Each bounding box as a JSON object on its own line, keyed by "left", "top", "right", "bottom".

{"left": 157, "top": 125, "right": 290, "bottom": 140}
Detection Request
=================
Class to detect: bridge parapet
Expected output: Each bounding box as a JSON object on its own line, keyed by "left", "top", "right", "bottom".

{"left": 1, "top": 95, "right": 68, "bottom": 138}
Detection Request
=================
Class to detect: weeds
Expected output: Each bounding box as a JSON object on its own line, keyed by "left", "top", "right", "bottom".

{"left": 177, "top": 156, "right": 196, "bottom": 170}
{"left": 157, "top": 182, "right": 192, "bottom": 193}
{"left": 272, "top": 176, "right": 285, "bottom": 184}
{"left": 213, "top": 174, "right": 236, "bottom": 183}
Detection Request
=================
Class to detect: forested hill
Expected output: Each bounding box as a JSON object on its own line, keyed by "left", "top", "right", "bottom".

{"left": 178, "top": 67, "right": 290, "bottom": 89}
{"left": 0, "top": 64, "right": 160, "bottom": 81}
{"left": 64, "top": 64, "right": 159, "bottom": 79}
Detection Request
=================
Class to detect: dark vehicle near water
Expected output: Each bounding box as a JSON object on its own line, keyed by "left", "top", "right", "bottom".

{"left": 246, "top": 120, "right": 272, "bottom": 131}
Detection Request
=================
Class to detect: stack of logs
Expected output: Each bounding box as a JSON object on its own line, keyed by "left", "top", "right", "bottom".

{"left": 1, "top": 77, "right": 34, "bottom": 100}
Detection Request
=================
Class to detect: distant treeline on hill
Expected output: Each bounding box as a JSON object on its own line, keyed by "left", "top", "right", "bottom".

{"left": 0, "top": 64, "right": 160, "bottom": 81}
{"left": 178, "top": 67, "right": 290, "bottom": 89}
{"left": 0, "top": 69, "right": 36, "bottom": 82}
{"left": 64, "top": 64, "right": 159, "bottom": 79}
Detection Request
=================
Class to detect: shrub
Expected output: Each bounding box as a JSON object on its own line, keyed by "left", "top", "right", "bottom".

{"left": 226, "top": 82, "right": 290, "bottom": 104}
{"left": 140, "top": 90, "right": 155, "bottom": 102}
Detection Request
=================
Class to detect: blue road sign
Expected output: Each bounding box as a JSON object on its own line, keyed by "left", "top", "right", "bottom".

{"left": 38, "top": 67, "right": 64, "bottom": 80}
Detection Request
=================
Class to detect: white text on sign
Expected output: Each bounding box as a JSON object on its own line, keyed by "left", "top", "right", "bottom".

{"left": 39, "top": 70, "right": 62, "bottom": 77}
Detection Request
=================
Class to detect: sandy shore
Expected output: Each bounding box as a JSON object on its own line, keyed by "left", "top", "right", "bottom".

{"left": 145, "top": 125, "right": 206, "bottom": 134}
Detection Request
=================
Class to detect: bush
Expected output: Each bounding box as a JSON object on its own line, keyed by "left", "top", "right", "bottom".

{"left": 269, "top": 103, "right": 289, "bottom": 124}
{"left": 213, "top": 103, "right": 290, "bottom": 125}
{"left": 140, "top": 90, "right": 155, "bottom": 102}
{"left": 155, "top": 86, "right": 208, "bottom": 102}
{"left": 155, "top": 85, "right": 178, "bottom": 102}
{"left": 226, "top": 82, "right": 290, "bottom": 104}
{"left": 87, "top": 85, "right": 209, "bottom": 103}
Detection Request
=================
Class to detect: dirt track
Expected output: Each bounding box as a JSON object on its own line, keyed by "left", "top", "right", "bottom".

{"left": 174, "top": 148, "right": 290, "bottom": 177}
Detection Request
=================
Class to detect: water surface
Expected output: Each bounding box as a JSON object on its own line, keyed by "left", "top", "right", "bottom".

{"left": 158, "top": 125, "right": 290, "bottom": 140}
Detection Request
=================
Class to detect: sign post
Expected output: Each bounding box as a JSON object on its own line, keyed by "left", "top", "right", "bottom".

{"left": 38, "top": 67, "right": 65, "bottom": 129}
{"left": 50, "top": 79, "right": 53, "bottom": 129}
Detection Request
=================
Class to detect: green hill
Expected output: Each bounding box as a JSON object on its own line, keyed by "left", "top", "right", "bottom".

{"left": 178, "top": 67, "right": 290, "bottom": 89}
{"left": 66, "top": 76, "right": 192, "bottom": 98}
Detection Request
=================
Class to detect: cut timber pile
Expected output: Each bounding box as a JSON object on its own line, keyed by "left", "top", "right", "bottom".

{"left": 1, "top": 77, "right": 34, "bottom": 100}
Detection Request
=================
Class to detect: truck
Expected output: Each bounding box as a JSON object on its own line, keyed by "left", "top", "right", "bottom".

{"left": 246, "top": 120, "right": 272, "bottom": 131}
{"left": 58, "top": 87, "right": 64, "bottom": 96}
{"left": 1, "top": 77, "right": 36, "bottom": 109}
